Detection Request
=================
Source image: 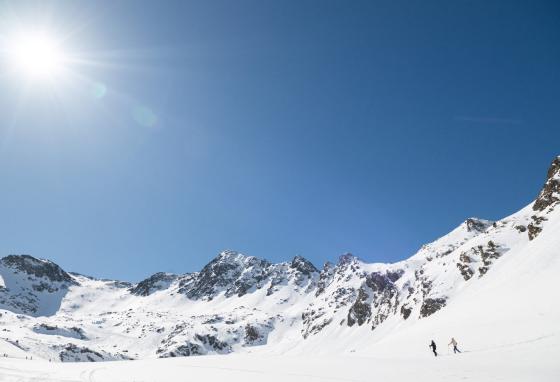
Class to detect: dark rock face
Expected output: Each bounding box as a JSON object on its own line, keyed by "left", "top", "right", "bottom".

{"left": 457, "top": 253, "right": 475, "bottom": 281}
{"left": 533, "top": 156, "right": 560, "bottom": 212}
{"left": 315, "top": 262, "right": 334, "bottom": 296}
{"left": 34, "top": 324, "right": 87, "bottom": 340}
{"left": 194, "top": 334, "right": 230, "bottom": 353}
{"left": 465, "top": 218, "right": 491, "bottom": 232}
{"left": 477, "top": 241, "right": 502, "bottom": 276}
{"left": 515, "top": 225, "right": 527, "bottom": 233}
{"left": 156, "top": 323, "right": 212, "bottom": 357}
{"left": 456, "top": 241, "right": 504, "bottom": 279}
{"left": 58, "top": 343, "right": 119, "bottom": 362}
{"left": 366, "top": 272, "right": 399, "bottom": 330}
{"left": 130, "top": 272, "right": 178, "bottom": 296}
{"left": 290, "top": 256, "right": 318, "bottom": 276}
{"left": 347, "top": 288, "right": 371, "bottom": 327}
{"left": 366, "top": 272, "right": 393, "bottom": 292}
{"left": 301, "top": 307, "right": 332, "bottom": 339}
{"left": 420, "top": 298, "right": 446, "bottom": 318}
{"left": 341, "top": 270, "right": 401, "bottom": 329}
{"left": 158, "top": 343, "right": 202, "bottom": 358}
{"left": 338, "top": 253, "right": 358, "bottom": 265}
{"left": 527, "top": 156, "right": 560, "bottom": 240}
{"left": 1, "top": 255, "right": 77, "bottom": 285}
{"left": 400, "top": 304, "right": 412, "bottom": 320}
{"left": 176, "top": 251, "right": 318, "bottom": 300}
{"left": 179, "top": 251, "right": 271, "bottom": 300}
{"left": 528, "top": 215, "right": 547, "bottom": 241}
{"left": 244, "top": 324, "right": 262, "bottom": 344}
{"left": 386, "top": 270, "right": 404, "bottom": 283}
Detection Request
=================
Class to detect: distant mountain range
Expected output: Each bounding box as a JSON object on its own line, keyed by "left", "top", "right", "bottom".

{"left": 0, "top": 156, "right": 558, "bottom": 362}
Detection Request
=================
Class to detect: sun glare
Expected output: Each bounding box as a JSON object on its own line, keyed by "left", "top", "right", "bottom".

{"left": 6, "top": 31, "right": 67, "bottom": 80}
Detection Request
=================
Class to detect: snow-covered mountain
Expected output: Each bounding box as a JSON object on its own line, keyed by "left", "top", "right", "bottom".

{"left": 0, "top": 156, "right": 558, "bottom": 363}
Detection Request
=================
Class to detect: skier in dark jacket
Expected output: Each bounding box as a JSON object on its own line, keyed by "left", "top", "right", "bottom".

{"left": 429, "top": 340, "right": 438, "bottom": 357}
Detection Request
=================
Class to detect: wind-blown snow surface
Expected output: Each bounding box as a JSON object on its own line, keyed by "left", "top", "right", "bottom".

{"left": 0, "top": 157, "right": 559, "bottom": 381}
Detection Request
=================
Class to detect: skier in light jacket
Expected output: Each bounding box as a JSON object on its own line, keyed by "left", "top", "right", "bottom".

{"left": 449, "top": 337, "right": 461, "bottom": 353}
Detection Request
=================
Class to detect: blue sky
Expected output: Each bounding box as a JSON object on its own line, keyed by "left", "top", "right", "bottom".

{"left": 0, "top": 0, "right": 559, "bottom": 281}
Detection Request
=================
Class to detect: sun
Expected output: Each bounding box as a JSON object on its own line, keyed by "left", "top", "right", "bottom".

{"left": 5, "top": 30, "right": 67, "bottom": 80}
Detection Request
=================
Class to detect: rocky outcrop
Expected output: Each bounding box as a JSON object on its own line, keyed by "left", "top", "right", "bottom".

{"left": 420, "top": 298, "right": 446, "bottom": 318}
{"left": 174, "top": 251, "right": 318, "bottom": 300}
{"left": 33, "top": 324, "right": 87, "bottom": 340}
{"left": 527, "top": 215, "right": 547, "bottom": 241}
{"left": 457, "top": 252, "right": 475, "bottom": 281}
{"left": 315, "top": 262, "right": 334, "bottom": 296}
{"left": 194, "top": 334, "right": 231, "bottom": 353}
{"left": 301, "top": 306, "right": 332, "bottom": 339}
{"left": 129, "top": 272, "right": 178, "bottom": 296}
{"left": 400, "top": 304, "right": 412, "bottom": 320}
{"left": 477, "top": 241, "right": 503, "bottom": 276}
{"left": 290, "top": 255, "right": 318, "bottom": 276}
{"left": 533, "top": 156, "right": 560, "bottom": 212}
{"left": 158, "top": 342, "right": 202, "bottom": 358}
{"left": 347, "top": 288, "right": 371, "bottom": 327}
{"left": 465, "top": 218, "right": 492, "bottom": 232}
{"left": 456, "top": 241, "right": 505, "bottom": 279}
{"left": 178, "top": 251, "right": 271, "bottom": 300}
{"left": 366, "top": 272, "right": 400, "bottom": 329}
{"left": 528, "top": 157, "right": 560, "bottom": 240}
{"left": 58, "top": 343, "right": 129, "bottom": 362}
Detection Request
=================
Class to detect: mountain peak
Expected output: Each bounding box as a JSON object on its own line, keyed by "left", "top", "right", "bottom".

{"left": 337, "top": 253, "right": 359, "bottom": 265}
{"left": 290, "top": 255, "right": 318, "bottom": 275}
{"left": 533, "top": 156, "right": 560, "bottom": 211}
{"left": 214, "top": 250, "right": 251, "bottom": 263}
{"left": 0, "top": 254, "right": 77, "bottom": 285}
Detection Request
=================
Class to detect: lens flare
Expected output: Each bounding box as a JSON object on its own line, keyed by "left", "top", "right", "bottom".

{"left": 132, "top": 106, "right": 158, "bottom": 127}
{"left": 91, "top": 82, "right": 107, "bottom": 99}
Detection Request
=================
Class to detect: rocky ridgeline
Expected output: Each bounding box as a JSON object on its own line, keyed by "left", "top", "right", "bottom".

{"left": 532, "top": 156, "right": 560, "bottom": 212}
{"left": 528, "top": 156, "right": 560, "bottom": 240}
{"left": 129, "top": 272, "right": 178, "bottom": 296}
{"left": 130, "top": 251, "right": 320, "bottom": 301}
{"left": 0, "top": 232, "right": 520, "bottom": 360}
{"left": 1, "top": 255, "right": 77, "bottom": 285}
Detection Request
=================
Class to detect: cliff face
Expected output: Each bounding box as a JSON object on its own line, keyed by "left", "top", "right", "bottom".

{"left": 533, "top": 156, "right": 560, "bottom": 212}
{"left": 528, "top": 156, "right": 560, "bottom": 240}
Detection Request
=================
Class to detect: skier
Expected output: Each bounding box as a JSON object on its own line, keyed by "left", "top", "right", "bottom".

{"left": 429, "top": 340, "right": 438, "bottom": 357}
{"left": 449, "top": 337, "right": 461, "bottom": 354}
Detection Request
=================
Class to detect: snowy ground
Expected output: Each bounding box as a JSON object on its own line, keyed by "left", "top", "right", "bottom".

{"left": 0, "top": 340, "right": 557, "bottom": 382}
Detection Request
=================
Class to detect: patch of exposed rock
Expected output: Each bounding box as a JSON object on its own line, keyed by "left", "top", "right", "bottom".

{"left": 129, "top": 272, "right": 178, "bottom": 296}
{"left": 420, "top": 297, "right": 446, "bottom": 318}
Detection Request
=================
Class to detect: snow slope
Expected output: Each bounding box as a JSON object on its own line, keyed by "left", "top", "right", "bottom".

{"left": 0, "top": 156, "right": 559, "bottom": 381}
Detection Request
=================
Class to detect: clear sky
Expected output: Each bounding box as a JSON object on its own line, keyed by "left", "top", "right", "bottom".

{"left": 0, "top": 0, "right": 558, "bottom": 281}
